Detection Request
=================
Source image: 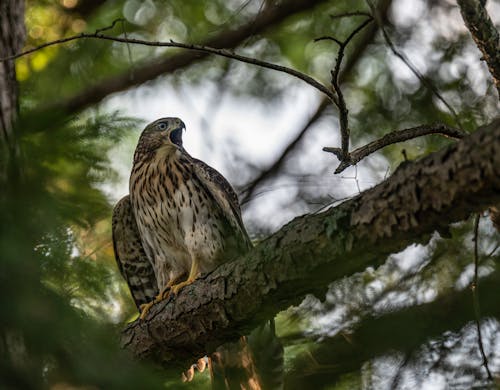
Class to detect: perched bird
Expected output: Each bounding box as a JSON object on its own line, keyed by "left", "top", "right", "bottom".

{"left": 112, "top": 117, "right": 283, "bottom": 389}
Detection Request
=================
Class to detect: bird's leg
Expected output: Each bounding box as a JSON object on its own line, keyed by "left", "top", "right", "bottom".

{"left": 139, "top": 273, "right": 186, "bottom": 320}
{"left": 171, "top": 258, "right": 200, "bottom": 295}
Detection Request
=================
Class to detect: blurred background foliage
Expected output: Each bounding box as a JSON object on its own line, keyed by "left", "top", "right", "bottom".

{"left": 1, "top": 0, "right": 499, "bottom": 389}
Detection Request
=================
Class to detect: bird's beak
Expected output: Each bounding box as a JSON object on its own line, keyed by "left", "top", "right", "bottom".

{"left": 169, "top": 123, "right": 185, "bottom": 147}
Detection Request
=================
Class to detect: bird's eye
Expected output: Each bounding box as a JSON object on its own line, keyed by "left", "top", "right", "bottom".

{"left": 158, "top": 123, "right": 167, "bottom": 130}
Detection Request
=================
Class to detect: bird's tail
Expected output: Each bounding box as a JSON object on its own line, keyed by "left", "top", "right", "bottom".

{"left": 209, "top": 320, "right": 284, "bottom": 390}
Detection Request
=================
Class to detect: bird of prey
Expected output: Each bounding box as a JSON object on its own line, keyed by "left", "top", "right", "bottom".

{"left": 112, "top": 117, "right": 283, "bottom": 389}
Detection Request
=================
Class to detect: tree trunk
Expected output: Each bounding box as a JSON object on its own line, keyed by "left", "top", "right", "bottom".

{"left": 0, "top": 0, "right": 28, "bottom": 375}
{"left": 0, "top": 0, "right": 25, "bottom": 180}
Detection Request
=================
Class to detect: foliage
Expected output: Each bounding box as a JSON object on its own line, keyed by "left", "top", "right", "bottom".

{"left": 2, "top": 0, "right": 499, "bottom": 389}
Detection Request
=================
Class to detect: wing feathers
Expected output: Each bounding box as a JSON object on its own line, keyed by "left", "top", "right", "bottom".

{"left": 112, "top": 195, "right": 158, "bottom": 310}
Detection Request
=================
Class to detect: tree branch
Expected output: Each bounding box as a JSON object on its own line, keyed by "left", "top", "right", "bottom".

{"left": 323, "top": 123, "right": 466, "bottom": 173}
{"left": 2, "top": 34, "right": 337, "bottom": 106}
{"left": 240, "top": 0, "right": 394, "bottom": 203}
{"left": 471, "top": 215, "right": 493, "bottom": 381}
{"left": 121, "top": 118, "right": 500, "bottom": 368}
{"left": 26, "top": 0, "right": 329, "bottom": 114}
{"left": 457, "top": 0, "right": 500, "bottom": 98}
{"left": 285, "top": 271, "right": 500, "bottom": 388}
{"left": 324, "top": 17, "right": 374, "bottom": 159}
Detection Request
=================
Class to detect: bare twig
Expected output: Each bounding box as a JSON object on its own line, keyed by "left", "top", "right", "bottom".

{"left": 366, "top": 0, "right": 461, "bottom": 125}
{"left": 317, "top": 17, "right": 373, "bottom": 160}
{"left": 330, "top": 11, "right": 372, "bottom": 20}
{"left": 22, "top": 0, "right": 328, "bottom": 114}
{"left": 1, "top": 33, "right": 338, "bottom": 105}
{"left": 94, "top": 18, "right": 125, "bottom": 34}
{"left": 240, "top": 0, "right": 393, "bottom": 205}
{"left": 457, "top": 0, "right": 500, "bottom": 98}
{"left": 323, "top": 123, "right": 466, "bottom": 173}
{"left": 471, "top": 215, "right": 493, "bottom": 381}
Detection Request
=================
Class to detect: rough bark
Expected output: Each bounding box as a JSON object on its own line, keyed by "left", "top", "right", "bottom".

{"left": 0, "top": 0, "right": 25, "bottom": 179}
{"left": 47, "top": 0, "right": 328, "bottom": 115}
{"left": 122, "top": 119, "right": 500, "bottom": 369}
{"left": 457, "top": 0, "right": 500, "bottom": 97}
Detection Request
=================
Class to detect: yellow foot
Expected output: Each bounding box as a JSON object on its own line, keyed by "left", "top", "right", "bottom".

{"left": 138, "top": 285, "right": 174, "bottom": 320}
{"left": 181, "top": 366, "right": 195, "bottom": 382}
{"left": 154, "top": 285, "right": 171, "bottom": 303}
{"left": 139, "top": 301, "right": 154, "bottom": 320}
{"left": 171, "top": 277, "right": 196, "bottom": 295}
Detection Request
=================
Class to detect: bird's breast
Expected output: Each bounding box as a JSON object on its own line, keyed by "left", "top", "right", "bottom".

{"left": 130, "top": 155, "right": 226, "bottom": 273}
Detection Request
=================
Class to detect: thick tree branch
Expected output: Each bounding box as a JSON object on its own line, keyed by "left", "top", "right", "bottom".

{"left": 457, "top": 0, "right": 500, "bottom": 98}
{"left": 121, "top": 119, "right": 500, "bottom": 368}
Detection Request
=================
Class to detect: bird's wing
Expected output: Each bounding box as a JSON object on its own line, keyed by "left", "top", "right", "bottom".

{"left": 191, "top": 158, "right": 252, "bottom": 249}
{"left": 112, "top": 195, "right": 158, "bottom": 310}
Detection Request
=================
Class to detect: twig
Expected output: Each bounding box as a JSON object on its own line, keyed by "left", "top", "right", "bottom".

{"left": 317, "top": 17, "right": 373, "bottom": 160}
{"left": 0, "top": 32, "right": 338, "bottom": 106}
{"left": 457, "top": 0, "right": 500, "bottom": 98}
{"left": 94, "top": 18, "right": 125, "bottom": 34}
{"left": 31, "top": 0, "right": 327, "bottom": 114}
{"left": 366, "top": 0, "right": 461, "bottom": 126}
{"left": 241, "top": 0, "right": 393, "bottom": 205}
{"left": 330, "top": 11, "right": 372, "bottom": 20}
{"left": 323, "top": 123, "right": 466, "bottom": 173}
{"left": 120, "top": 20, "right": 135, "bottom": 81}
{"left": 471, "top": 214, "right": 493, "bottom": 381}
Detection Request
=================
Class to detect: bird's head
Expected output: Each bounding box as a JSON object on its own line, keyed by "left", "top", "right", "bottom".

{"left": 134, "top": 117, "right": 186, "bottom": 162}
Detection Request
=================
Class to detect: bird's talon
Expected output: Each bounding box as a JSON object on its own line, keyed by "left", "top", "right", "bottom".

{"left": 154, "top": 286, "right": 171, "bottom": 302}
{"left": 139, "top": 301, "right": 154, "bottom": 320}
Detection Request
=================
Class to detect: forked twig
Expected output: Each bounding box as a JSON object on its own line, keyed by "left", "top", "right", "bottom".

{"left": 316, "top": 17, "right": 373, "bottom": 160}
{"left": 323, "top": 123, "right": 466, "bottom": 173}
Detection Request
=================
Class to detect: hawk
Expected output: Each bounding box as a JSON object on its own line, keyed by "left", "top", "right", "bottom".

{"left": 112, "top": 117, "right": 283, "bottom": 389}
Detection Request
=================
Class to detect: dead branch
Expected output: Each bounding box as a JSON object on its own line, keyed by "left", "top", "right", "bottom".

{"left": 323, "top": 123, "right": 466, "bottom": 173}
{"left": 2, "top": 34, "right": 337, "bottom": 106}
{"left": 240, "top": 0, "right": 394, "bottom": 204}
